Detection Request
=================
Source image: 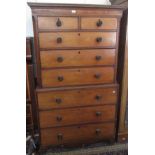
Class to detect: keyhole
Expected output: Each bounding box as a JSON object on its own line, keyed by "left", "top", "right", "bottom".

{"left": 78, "top": 51, "right": 81, "bottom": 54}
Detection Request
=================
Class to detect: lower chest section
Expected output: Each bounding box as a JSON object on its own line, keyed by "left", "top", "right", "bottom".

{"left": 37, "top": 85, "right": 118, "bottom": 147}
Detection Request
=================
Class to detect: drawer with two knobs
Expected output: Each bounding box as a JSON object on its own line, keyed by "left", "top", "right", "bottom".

{"left": 41, "top": 122, "right": 115, "bottom": 147}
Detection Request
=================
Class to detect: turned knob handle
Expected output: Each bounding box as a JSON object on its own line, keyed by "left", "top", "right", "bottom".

{"left": 57, "top": 56, "right": 64, "bottom": 62}
{"left": 94, "top": 73, "right": 101, "bottom": 79}
{"left": 55, "top": 98, "right": 62, "bottom": 104}
{"left": 96, "top": 55, "right": 102, "bottom": 61}
{"left": 57, "top": 37, "right": 62, "bottom": 43}
{"left": 96, "top": 37, "right": 102, "bottom": 43}
{"left": 96, "top": 111, "right": 102, "bottom": 116}
{"left": 96, "top": 19, "right": 103, "bottom": 27}
{"left": 57, "top": 133, "right": 63, "bottom": 140}
{"left": 96, "top": 129, "right": 101, "bottom": 135}
{"left": 56, "top": 115, "right": 62, "bottom": 121}
{"left": 58, "top": 76, "right": 64, "bottom": 81}
{"left": 95, "top": 95, "right": 102, "bottom": 100}
{"left": 56, "top": 18, "right": 62, "bottom": 27}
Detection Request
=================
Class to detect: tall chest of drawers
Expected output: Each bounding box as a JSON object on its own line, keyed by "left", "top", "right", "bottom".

{"left": 28, "top": 3, "right": 123, "bottom": 148}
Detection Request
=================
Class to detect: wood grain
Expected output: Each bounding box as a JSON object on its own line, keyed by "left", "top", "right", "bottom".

{"left": 41, "top": 67, "right": 114, "bottom": 87}
{"left": 39, "top": 32, "right": 117, "bottom": 49}
{"left": 40, "top": 49, "right": 116, "bottom": 68}
{"left": 41, "top": 122, "right": 115, "bottom": 147}
{"left": 81, "top": 17, "right": 117, "bottom": 30}
{"left": 37, "top": 86, "right": 117, "bottom": 110}
{"left": 38, "top": 17, "right": 78, "bottom": 30}
{"left": 39, "top": 105, "right": 116, "bottom": 128}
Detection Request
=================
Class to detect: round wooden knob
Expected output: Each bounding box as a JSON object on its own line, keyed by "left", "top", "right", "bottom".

{"left": 96, "top": 19, "right": 103, "bottom": 27}
{"left": 57, "top": 57, "right": 63, "bottom": 62}
{"left": 96, "top": 111, "right": 102, "bottom": 116}
{"left": 55, "top": 98, "right": 62, "bottom": 104}
{"left": 96, "top": 129, "right": 101, "bottom": 135}
{"left": 94, "top": 73, "right": 101, "bottom": 79}
{"left": 95, "top": 95, "right": 102, "bottom": 100}
{"left": 56, "top": 18, "right": 62, "bottom": 27}
{"left": 57, "top": 133, "right": 63, "bottom": 140}
{"left": 57, "top": 37, "right": 62, "bottom": 43}
{"left": 96, "top": 55, "right": 102, "bottom": 61}
{"left": 58, "top": 76, "right": 64, "bottom": 81}
{"left": 96, "top": 37, "right": 102, "bottom": 43}
{"left": 56, "top": 115, "right": 62, "bottom": 121}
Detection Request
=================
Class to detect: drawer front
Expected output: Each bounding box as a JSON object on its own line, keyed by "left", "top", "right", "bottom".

{"left": 39, "top": 105, "right": 115, "bottom": 128}
{"left": 37, "top": 86, "right": 118, "bottom": 110}
{"left": 41, "top": 67, "right": 114, "bottom": 87}
{"left": 81, "top": 17, "right": 117, "bottom": 30}
{"left": 41, "top": 122, "right": 115, "bottom": 147}
{"left": 40, "top": 49, "right": 116, "bottom": 68}
{"left": 39, "top": 32, "right": 116, "bottom": 49}
{"left": 38, "top": 17, "right": 78, "bottom": 30}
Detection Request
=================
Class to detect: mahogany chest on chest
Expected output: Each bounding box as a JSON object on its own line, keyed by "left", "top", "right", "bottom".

{"left": 28, "top": 3, "right": 123, "bottom": 148}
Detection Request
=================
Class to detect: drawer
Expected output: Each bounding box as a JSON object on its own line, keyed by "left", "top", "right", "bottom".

{"left": 38, "top": 17, "right": 78, "bottom": 30}
{"left": 41, "top": 67, "right": 114, "bottom": 87}
{"left": 37, "top": 86, "right": 118, "bottom": 110}
{"left": 39, "top": 105, "right": 116, "bottom": 128}
{"left": 41, "top": 122, "right": 115, "bottom": 147}
{"left": 81, "top": 17, "right": 117, "bottom": 30}
{"left": 40, "top": 49, "right": 116, "bottom": 68}
{"left": 39, "top": 32, "right": 116, "bottom": 49}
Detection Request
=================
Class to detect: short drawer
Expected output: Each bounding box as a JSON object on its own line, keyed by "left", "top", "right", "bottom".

{"left": 39, "top": 32, "right": 116, "bottom": 49}
{"left": 38, "top": 17, "right": 78, "bottom": 30}
{"left": 41, "top": 67, "right": 114, "bottom": 87}
{"left": 37, "top": 85, "right": 118, "bottom": 110}
{"left": 40, "top": 49, "right": 116, "bottom": 68}
{"left": 39, "top": 105, "right": 116, "bottom": 128}
{"left": 81, "top": 17, "right": 117, "bottom": 30}
{"left": 41, "top": 122, "right": 115, "bottom": 147}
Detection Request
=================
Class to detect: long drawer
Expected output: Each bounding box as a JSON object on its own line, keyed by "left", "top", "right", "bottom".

{"left": 37, "top": 85, "right": 118, "bottom": 110}
{"left": 41, "top": 122, "right": 115, "bottom": 147}
{"left": 39, "top": 32, "right": 116, "bottom": 49}
{"left": 40, "top": 49, "right": 116, "bottom": 68}
{"left": 39, "top": 105, "right": 116, "bottom": 128}
{"left": 41, "top": 67, "right": 115, "bottom": 87}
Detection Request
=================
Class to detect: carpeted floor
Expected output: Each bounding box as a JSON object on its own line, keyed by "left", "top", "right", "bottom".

{"left": 41, "top": 143, "right": 128, "bottom": 155}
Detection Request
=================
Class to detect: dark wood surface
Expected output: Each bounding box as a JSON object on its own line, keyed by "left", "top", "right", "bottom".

{"left": 28, "top": 3, "right": 123, "bottom": 147}
{"left": 26, "top": 37, "right": 38, "bottom": 133}
{"left": 116, "top": 8, "right": 128, "bottom": 142}
{"left": 28, "top": 2, "right": 126, "bottom": 9}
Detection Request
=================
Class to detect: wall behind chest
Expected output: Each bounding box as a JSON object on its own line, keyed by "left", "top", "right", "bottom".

{"left": 26, "top": 0, "right": 111, "bottom": 37}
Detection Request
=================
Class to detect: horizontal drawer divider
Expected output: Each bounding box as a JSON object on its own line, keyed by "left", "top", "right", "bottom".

{"left": 38, "top": 29, "right": 118, "bottom": 33}
{"left": 38, "top": 103, "right": 117, "bottom": 111}
{"left": 36, "top": 83, "right": 118, "bottom": 92}
{"left": 40, "top": 120, "right": 116, "bottom": 130}
{"left": 39, "top": 46, "right": 117, "bottom": 51}
{"left": 41, "top": 65, "right": 115, "bottom": 70}
{"left": 39, "top": 83, "right": 116, "bottom": 89}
